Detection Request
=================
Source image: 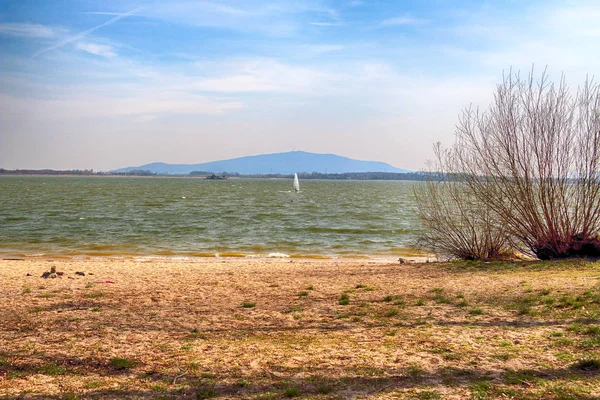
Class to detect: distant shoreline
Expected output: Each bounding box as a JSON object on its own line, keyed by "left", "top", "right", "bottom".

{"left": 0, "top": 170, "right": 430, "bottom": 181}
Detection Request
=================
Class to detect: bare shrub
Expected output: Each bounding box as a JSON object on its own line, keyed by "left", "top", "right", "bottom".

{"left": 454, "top": 69, "right": 600, "bottom": 259}
{"left": 414, "top": 143, "right": 512, "bottom": 260}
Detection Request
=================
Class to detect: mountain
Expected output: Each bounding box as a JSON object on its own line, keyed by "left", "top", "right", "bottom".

{"left": 112, "top": 151, "right": 409, "bottom": 175}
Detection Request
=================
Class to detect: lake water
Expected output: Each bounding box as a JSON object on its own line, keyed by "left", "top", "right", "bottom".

{"left": 0, "top": 176, "right": 423, "bottom": 260}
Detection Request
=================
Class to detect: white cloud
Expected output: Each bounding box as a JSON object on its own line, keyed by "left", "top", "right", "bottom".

{"left": 0, "top": 93, "right": 243, "bottom": 121}
{"left": 191, "top": 59, "right": 330, "bottom": 93}
{"left": 443, "top": 1, "right": 600, "bottom": 77}
{"left": 381, "top": 16, "right": 428, "bottom": 26}
{"left": 138, "top": 0, "right": 339, "bottom": 37}
{"left": 304, "top": 44, "right": 345, "bottom": 54}
{"left": 0, "top": 23, "right": 58, "bottom": 38}
{"left": 32, "top": 7, "right": 141, "bottom": 58}
{"left": 76, "top": 42, "right": 116, "bottom": 58}
{"left": 309, "top": 21, "right": 343, "bottom": 26}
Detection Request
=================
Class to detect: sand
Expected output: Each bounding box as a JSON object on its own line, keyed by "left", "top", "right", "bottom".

{"left": 1, "top": 257, "right": 599, "bottom": 399}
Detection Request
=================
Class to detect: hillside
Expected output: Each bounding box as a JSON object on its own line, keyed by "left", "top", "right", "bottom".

{"left": 113, "top": 151, "right": 408, "bottom": 175}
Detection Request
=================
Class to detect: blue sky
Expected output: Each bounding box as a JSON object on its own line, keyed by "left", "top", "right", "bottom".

{"left": 1, "top": 0, "right": 599, "bottom": 171}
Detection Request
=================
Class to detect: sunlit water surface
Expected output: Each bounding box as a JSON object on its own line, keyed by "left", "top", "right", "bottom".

{"left": 0, "top": 177, "right": 423, "bottom": 260}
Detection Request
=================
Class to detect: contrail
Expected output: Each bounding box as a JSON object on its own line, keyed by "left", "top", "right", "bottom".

{"left": 32, "top": 7, "right": 142, "bottom": 58}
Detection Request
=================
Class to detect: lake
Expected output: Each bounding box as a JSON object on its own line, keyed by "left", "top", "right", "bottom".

{"left": 0, "top": 176, "right": 423, "bottom": 260}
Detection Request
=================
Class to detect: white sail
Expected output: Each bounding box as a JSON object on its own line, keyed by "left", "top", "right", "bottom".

{"left": 293, "top": 173, "right": 300, "bottom": 191}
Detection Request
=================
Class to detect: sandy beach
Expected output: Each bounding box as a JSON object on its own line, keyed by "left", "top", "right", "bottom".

{"left": 1, "top": 257, "right": 600, "bottom": 399}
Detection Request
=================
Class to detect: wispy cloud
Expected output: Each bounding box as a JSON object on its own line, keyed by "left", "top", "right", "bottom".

{"left": 190, "top": 59, "right": 330, "bottom": 94}
{"left": 85, "top": 12, "right": 126, "bottom": 16}
{"left": 347, "top": 1, "right": 364, "bottom": 7}
{"left": 304, "top": 44, "right": 345, "bottom": 55}
{"left": 0, "top": 92, "right": 244, "bottom": 120}
{"left": 32, "top": 7, "right": 142, "bottom": 58}
{"left": 381, "top": 16, "right": 428, "bottom": 26}
{"left": 0, "top": 23, "right": 59, "bottom": 38}
{"left": 309, "top": 21, "right": 343, "bottom": 27}
{"left": 75, "top": 42, "right": 116, "bottom": 58}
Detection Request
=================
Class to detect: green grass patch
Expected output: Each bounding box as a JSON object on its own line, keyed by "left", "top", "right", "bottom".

{"left": 491, "top": 352, "right": 512, "bottom": 361}
{"left": 567, "top": 323, "right": 600, "bottom": 336}
{"left": 84, "top": 292, "right": 105, "bottom": 299}
{"left": 503, "top": 369, "right": 536, "bottom": 385}
{"left": 431, "top": 294, "right": 452, "bottom": 304}
{"left": 317, "top": 384, "right": 333, "bottom": 394}
{"left": 469, "top": 380, "right": 491, "bottom": 400}
{"left": 195, "top": 384, "right": 216, "bottom": 399}
{"left": 187, "top": 328, "right": 207, "bottom": 340}
{"left": 151, "top": 384, "right": 168, "bottom": 392}
{"left": 571, "top": 358, "right": 600, "bottom": 371}
{"left": 241, "top": 302, "right": 256, "bottom": 308}
{"left": 297, "top": 291, "right": 309, "bottom": 297}
{"left": 383, "top": 308, "right": 399, "bottom": 318}
{"left": 416, "top": 390, "right": 441, "bottom": 399}
{"left": 283, "top": 386, "right": 301, "bottom": 397}
{"left": 339, "top": 293, "right": 350, "bottom": 305}
{"left": 109, "top": 357, "right": 137, "bottom": 370}
{"left": 39, "top": 362, "right": 67, "bottom": 376}
{"left": 469, "top": 308, "right": 484, "bottom": 315}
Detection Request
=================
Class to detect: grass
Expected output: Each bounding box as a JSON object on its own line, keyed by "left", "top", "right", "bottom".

{"left": 109, "top": 357, "right": 137, "bottom": 370}
{"left": 456, "top": 300, "right": 469, "bottom": 307}
{"left": 84, "top": 292, "right": 105, "bottom": 299}
{"left": 187, "top": 328, "right": 208, "bottom": 340}
{"left": 416, "top": 390, "right": 441, "bottom": 399}
{"left": 3, "top": 258, "right": 600, "bottom": 400}
{"left": 283, "top": 386, "right": 300, "bottom": 397}
{"left": 195, "top": 385, "right": 216, "bottom": 399}
{"left": 338, "top": 292, "right": 350, "bottom": 305}
{"left": 571, "top": 358, "right": 600, "bottom": 371}
{"left": 382, "top": 308, "right": 399, "bottom": 317}
{"left": 38, "top": 362, "right": 67, "bottom": 376}
{"left": 297, "top": 291, "right": 309, "bottom": 297}
{"left": 470, "top": 380, "right": 491, "bottom": 400}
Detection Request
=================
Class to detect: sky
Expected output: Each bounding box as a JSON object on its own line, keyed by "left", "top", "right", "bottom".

{"left": 1, "top": 0, "right": 599, "bottom": 171}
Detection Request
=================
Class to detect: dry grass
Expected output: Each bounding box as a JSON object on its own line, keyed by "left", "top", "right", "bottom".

{"left": 1, "top": 258, "right": 600, "bottom": 399}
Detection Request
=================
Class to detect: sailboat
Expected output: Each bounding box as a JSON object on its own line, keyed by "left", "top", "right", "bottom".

{"left": 293, "top": 173, "right": 300, "bottom": 192}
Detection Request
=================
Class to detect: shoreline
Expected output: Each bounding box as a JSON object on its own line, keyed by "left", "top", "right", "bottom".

{"left": 0, "top": 249, "right": 434, "bottom": 264}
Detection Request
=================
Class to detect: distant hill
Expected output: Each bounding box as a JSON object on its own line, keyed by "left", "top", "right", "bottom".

{"left": 112, "top": 151, "right": 409, "bottom": 175}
